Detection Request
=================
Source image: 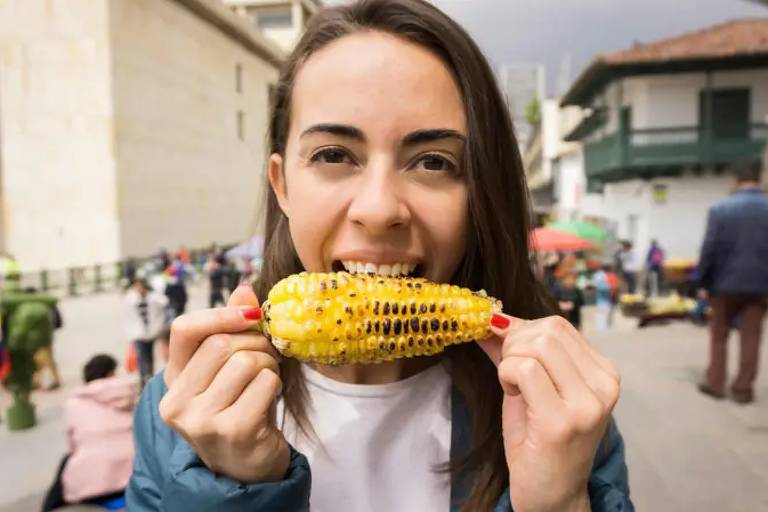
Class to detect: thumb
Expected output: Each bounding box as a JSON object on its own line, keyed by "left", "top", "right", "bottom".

{"left": 475, "top": 312, "right": 524, "bottom": 367}
{"left": 227, "top": 281, "right": 260, "bottom": 308}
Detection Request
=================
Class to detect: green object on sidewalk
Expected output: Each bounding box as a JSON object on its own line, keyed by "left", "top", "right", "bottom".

{"left": 547, "top": 220, "right": 608, "bottom": 243}
{"left": 1, "top": 293, "right": 57, "bottom": 431}
{"left": 6, "top": 389, "right": 35, "bottom": 431}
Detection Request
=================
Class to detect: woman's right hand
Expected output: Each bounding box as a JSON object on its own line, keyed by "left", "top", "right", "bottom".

{"left": 158, "top": 284, "right": 290, "bottom": 483}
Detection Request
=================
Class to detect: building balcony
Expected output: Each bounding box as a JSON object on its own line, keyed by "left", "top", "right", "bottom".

{"left": 584, "top": 124, "right": 768, "bottom": 185}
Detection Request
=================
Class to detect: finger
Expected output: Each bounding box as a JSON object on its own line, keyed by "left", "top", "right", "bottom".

{"left": 167, "top": 332, "right": 278, "bottom": 405}
{"left": 500, "top": 327, "right": 595, "bottom": 404}
{"left": 530, "top": 316, "right": 621, "bottom": 407}
{"left": 550, "top": 315, "right": 621, "bottom": 382}
{"left": 476, "top": 313, "right": 526, "bottom": 367}
{"left": 166, "top": 305, "right": 263, "bottom": 384}
{"left": 498, "top": 356, "right": 563, "bottom": 420}
{"left": 195, "top": 350, "right": 280, "bottom": 412}
{"left": 228, "top": 282, "right": 260, "bottom": 308}
{"left": 218, "top": 368, "right": 282, "bottom": 429}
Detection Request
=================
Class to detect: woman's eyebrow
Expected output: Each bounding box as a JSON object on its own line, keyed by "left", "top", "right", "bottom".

{"left": 402, "top": 129, "right": 466, "bottom": 146}
{"left": 300, "top": 123, "right": 365, "bottom": 141}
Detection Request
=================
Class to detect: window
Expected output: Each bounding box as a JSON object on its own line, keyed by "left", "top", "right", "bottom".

{"left": 256, "top": 8, "right": 292, "bottom": 30}
{"left": 699, "top": 88, "right": 750, "bottom": 140}
{"left": 236, "top": 63, "right": 242, "bottom": 94}
{"left": 237, "top": 110, "right": 245, "bottom": 141}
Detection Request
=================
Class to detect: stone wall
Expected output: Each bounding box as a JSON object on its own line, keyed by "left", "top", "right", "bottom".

{"left": 110, "top": 0, "right": 279, "bottom": 259}
{"left": 0, "top": 0, "right": 120, "bottom": 271}
{"left": 0, "top": 0, "right": 279, "bottom": 270}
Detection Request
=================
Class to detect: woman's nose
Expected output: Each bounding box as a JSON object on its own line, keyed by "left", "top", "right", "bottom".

{"left": 347, "top": 164, "right": 411, "bottom": 235}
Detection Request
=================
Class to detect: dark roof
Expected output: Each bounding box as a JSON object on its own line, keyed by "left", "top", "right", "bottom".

{"left": 562, "top": 19, "right": 768, "bottom": 106}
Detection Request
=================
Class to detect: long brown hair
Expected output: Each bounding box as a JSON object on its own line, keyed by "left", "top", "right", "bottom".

{"left": 255, "top": 1, "right": 554, "bottom": 509}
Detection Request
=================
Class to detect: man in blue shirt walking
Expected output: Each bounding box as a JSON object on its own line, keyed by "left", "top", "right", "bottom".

{"left": 697, "top": 159, "right": 768, "bottom": 404}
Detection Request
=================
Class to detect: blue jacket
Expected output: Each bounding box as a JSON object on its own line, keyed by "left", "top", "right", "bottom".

{"left": 128, "top": 372, "right": 634, "bottom": 511}
{"left": 698, "top": 188, "right": 768, "bottom": 295}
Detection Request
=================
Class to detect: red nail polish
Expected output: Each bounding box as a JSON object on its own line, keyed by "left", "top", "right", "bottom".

{"left": 491, "top": 313, "right": 510, "bottom": 329}
{"left": 242, "top": 307, "right": 262, "bottom": 321}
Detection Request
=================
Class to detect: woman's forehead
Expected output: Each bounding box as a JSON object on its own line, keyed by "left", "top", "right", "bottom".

{"left": 290, "top": 31, "right": 466, "bottom": 136}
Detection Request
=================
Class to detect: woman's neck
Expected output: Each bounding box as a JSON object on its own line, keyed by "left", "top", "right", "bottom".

{"left": 310, "top": 357, "right": 439, "bottom": 385}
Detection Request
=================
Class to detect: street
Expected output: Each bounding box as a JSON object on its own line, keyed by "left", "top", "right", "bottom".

{"left": 1, "top": 287, "right": 767, "bottom": 511}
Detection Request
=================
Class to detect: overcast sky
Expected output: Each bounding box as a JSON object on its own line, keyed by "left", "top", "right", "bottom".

{"left": 326, "top": 0, "right": 768, "bottom": 96}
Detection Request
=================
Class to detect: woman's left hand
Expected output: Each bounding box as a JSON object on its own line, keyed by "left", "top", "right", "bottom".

{"left": 477, "top": 314, "right": 621, "bottom": 512}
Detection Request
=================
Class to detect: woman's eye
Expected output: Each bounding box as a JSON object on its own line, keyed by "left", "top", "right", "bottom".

{"left": 417, "top": 154, "right": 456, "bottom": 172}
{"left": 311, "top": 148, "right": 351, "bottom": 164}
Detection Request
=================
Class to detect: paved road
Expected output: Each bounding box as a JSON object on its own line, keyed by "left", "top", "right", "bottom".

{"left": 1, "top": 290, "right": 766, "bottom": 511}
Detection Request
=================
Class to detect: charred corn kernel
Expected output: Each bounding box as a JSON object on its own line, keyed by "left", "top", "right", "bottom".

{"left": 260, "top": 271, "right": 502, "bottom": 365}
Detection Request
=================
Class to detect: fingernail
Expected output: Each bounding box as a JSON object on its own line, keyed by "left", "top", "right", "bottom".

{"left": 241, "top": 307, "right": 262, "bottom": 321}
{"left": 491, "top": 313, "right": 510, "bottom": 329}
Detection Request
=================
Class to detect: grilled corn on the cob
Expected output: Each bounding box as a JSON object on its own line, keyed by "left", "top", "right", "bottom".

{"left": 258, "top": 271, "right": 502, "bottom": 364}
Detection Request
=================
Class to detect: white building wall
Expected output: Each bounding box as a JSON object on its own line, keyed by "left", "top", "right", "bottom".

{"left": 555, "top": 149, "right": 585, "bottom": 218}
{"left": 109, "top": 0, "right": 279, "bottom": 259}
{"left": 0, "top": 0, "right": 120, "bottom": 271}
{"left": 583, "top": 175, "right": 732, "bottom": 261}
{"left": 617, "top": 69, "right": 768, "bottom": 132}
{"left": 645, "top": 176, "right": 731, "bottom": 259}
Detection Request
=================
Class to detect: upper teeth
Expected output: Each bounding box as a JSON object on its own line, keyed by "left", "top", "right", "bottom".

{"left": 341, "top": 260, "right": 417, "bottom": 277}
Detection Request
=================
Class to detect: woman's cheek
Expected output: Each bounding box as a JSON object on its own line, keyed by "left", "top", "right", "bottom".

{"left": 286, "top": 185, "right": 342, "bottom": 272}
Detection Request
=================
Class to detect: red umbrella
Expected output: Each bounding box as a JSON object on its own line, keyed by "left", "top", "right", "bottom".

{"left": 530, "top": 227, "right": 594, "bottom": 252}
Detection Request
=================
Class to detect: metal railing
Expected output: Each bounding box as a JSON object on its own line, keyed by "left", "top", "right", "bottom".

{"left": 584, "top": 123, "right": 768, "bottom": 180}
{"left": 7, "top": 248, "right": 214, "bottom": 298}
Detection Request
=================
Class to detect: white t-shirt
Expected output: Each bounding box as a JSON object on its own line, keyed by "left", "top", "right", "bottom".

{"left": 279, "top": 362, "right": 452, "bottom": 512}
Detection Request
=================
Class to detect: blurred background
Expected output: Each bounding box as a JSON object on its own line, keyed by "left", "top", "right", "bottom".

{"left": 1, "top": 0, "right": 767, "bottom": 510}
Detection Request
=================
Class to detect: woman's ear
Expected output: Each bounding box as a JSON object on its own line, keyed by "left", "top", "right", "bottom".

{"left": 268, "top": 153, "right": 289, "bottom": 218}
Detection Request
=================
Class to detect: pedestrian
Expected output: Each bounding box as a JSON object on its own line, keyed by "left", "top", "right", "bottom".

{"left": 541, "top": 251, "right": 560, "bottom": 297}
{"left": 178, "top": 246, "right": 191, "bottom": 266}
{"left": 157, "top": 249, "right": 171, "bottom": 273}
{"left": 554, "top": 273, "right": 585, "bottom": 330}
{"left": 645, "top": 239, "right": 665, "bottom": 296}
{"left": 593, "top": 262, "right": 617, "bottom": 331}
{"left": 697, "top": 160, "right": 768, "bottom": 404}
{"left": 124, "top": 279, "right": 167, "bottom": 389}
{"left": 618, "top": 241, "right": 639, "bottom": 294}
{"left": 223, "top": 258, "right": 241, "bottom": 294}
{"left": 124, "top": 257, "right": 138, "bottom": 286}
{"left": 205, "top": 257, "right": 226, "bottom": 308}
{"left": 128, "top": 2, "right": 631, "bottom": 511}
{"left": 164, "top": 257, "right": 188, "bottom": 320}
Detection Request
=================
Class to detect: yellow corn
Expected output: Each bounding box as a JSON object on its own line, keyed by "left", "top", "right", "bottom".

{"left": 259, "top": 271, "right": 502, "bottom": 364}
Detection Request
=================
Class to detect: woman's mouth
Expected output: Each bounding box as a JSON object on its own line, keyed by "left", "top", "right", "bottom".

{"left": 332, "top": 260, "right": 425, "bottom": 278}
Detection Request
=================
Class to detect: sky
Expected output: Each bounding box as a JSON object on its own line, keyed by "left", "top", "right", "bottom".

{"left": 326, "top": 0, "right": 768, "bottom": 96}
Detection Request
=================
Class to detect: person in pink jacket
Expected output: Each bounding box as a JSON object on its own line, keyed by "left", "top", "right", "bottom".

{"left": 42, "top": 354, "right": 137, "bottom": 511}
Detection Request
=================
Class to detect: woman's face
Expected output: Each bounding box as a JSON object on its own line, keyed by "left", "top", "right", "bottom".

{"left": 269, "top": 32, "right": 468, "bottom": 283}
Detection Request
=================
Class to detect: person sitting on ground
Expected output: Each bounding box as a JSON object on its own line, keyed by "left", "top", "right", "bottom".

{"left": 42, "top": 354, "right": 137, "bottom": 511}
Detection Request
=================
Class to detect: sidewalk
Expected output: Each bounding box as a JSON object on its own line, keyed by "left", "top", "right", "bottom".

{"left": 0, "top": 285, "right": 208, "bottom": 511}
{"left": 1, "top": 296, "right": 767, "bottom": 510}
{"left": 589, "top": 310, "right": 768, "bottom": 511}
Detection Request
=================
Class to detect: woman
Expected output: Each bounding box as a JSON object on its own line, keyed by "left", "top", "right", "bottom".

{"left": 43, "top": 354, "right": 136, "bottom": 511}
{"left": 128, "top": 1, "right": 632, "bottom": 510}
